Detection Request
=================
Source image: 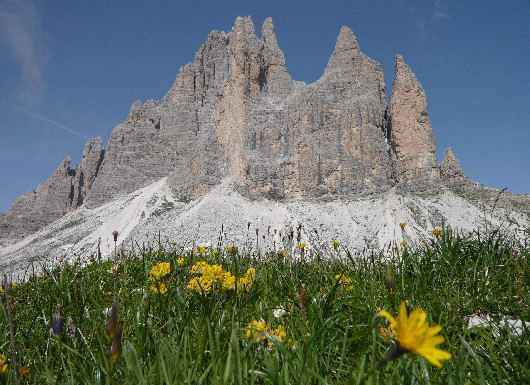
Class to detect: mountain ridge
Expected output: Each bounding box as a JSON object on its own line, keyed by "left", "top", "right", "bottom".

{"left": 1, "top": 16, "right": 525, "bottom": 250}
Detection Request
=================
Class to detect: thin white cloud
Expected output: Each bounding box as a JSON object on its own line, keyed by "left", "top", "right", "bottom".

{"left": 434, "top": 0, "right": 450, "bottom": 20}
{"left": 412, "top": 1, "right": 451, "bottom": 37}
{"left": 14, "top": 106, "right": 90, "bottom": 140}
{"left": 0, "top": 0, "right": 48, "bottom": 104}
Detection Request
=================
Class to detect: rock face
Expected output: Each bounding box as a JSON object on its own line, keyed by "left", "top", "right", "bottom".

{"left": 2, "top": 16, "right": 473, "bottom": 243}
{"left": 388, "top": 55, "right": 440, "bottom": 185}
{"left": 440, "top": 148, "right": 469, "bottom": 185}
{"left": 1, "top": 138, "right": 104, "bottom": 242}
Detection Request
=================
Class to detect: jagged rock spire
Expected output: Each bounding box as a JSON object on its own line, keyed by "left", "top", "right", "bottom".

{"left": 231, "top": 15, "right": 256, "bottom": 38}
{"left": 326, "top": 26, "right": 360, "bottom": 70}
{"left": 261, "top": 17, "right": 279, "bottom": 49}
{"left": 440, "top": 147, "right": 469, "bottom": 185}
{"left": 389, "top": 54, "right": 440, "bottom": 183}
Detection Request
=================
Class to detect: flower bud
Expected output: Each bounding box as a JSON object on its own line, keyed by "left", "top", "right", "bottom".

{"left": 110, "top": 318, "right": 124, "bottom": 362}
{"left": 384, "top": 265, "right": 395, "bottom": 293}
{"left": 52, "top": 304, "right": 64, "bottom": 336}
{"left": 106, "top": 301, "right": 118, "bottom": 340}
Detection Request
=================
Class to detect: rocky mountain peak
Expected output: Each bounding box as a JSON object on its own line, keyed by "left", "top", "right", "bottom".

{"left": 231, "top": 15, "right": 256, "bottom": 39}
{"left": 334, "top": 26, "right": 360, "bottom": 55}
{"left": 324, "top": 26, "right": 361, "bottom": 72}
{"left": 261, "top": 17, "right": 278, "bottom": 48}
{"left": 389, "top": 54, "right": 440, "bottom": 185}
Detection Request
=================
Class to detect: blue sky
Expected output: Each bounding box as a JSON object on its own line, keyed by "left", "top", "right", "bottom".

{"left": 1, "top": 0, "right": 528, "bottom": 213}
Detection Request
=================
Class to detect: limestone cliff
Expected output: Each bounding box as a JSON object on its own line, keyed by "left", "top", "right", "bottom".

{"left": 2, "top": 16, "right": 474, "bottom": 244}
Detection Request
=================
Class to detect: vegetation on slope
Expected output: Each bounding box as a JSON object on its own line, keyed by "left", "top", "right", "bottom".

{"left": 0, "top": 226, "right": 528, "bottom": 384}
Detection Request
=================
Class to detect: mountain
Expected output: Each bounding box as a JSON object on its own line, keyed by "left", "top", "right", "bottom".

{"left": 1, "top": 17, "right": 528, "bottom": 273}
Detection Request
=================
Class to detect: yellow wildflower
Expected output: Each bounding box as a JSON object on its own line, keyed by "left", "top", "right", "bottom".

{"left": 196, "top": 245, "right": 208, "bottom": 254}
{"left": 246, "top": 320, "right": 269, "bottom": 342}
{"left": 0, "top": 354, "right": 6, "bottom": 374}
{"left": 221, "top": 272, "right": 236, "bottom": 291}
{"left": 151, "top": 282, "right": 168, "bottom": 294}
{"left": 237, "top": 268, "right": 256, "bottom": 292}
{"left": 187, "top": 276, "right": 213, "bottom": 295}
{"left": 269, "top": 324, "right": 286, "bottom": 344}
{"left": 210, "top": 250, "right": 219, "bottom": 257}
{"left": 176, "top": 258, "right": 185, "bottom": 265}
{"left": 226, "top": 245, "right": 238, "bottom": 255}
{"left": 279, "top": 250, "right": 289, "bottom": 258}
{"left": 379, "top": 301, "right": 452, "bottom": 368}
{"left": 430, "top": 229, "right": 443, "bottom": 236}
{"left": 149, "top": 262, "right": 170, "bottom": 281}
{"left": 191, "top": 261, "right": 211, "bottom": 275}
{"left": 203, "top": 264, "right": 226, "bottom": 285}
{"left": 297, "top": 243, "right": 308, "bottom": 250}
{"left": 244, "top": 268, "right": 256, "bottom": 281}
{"left": 400, "top": 242, "right": 407, "bottom": 246}
{"left": 335, "top": 273, "right": 353, "bottom": 290}
{"left": 238, "top": 277, "right": 252, "bottom": 292}
{"left": 331, "top": 240, "right": 340, "bottom": 248}
{"left": 399, "top": 222, "right": 407, "bottom": 229}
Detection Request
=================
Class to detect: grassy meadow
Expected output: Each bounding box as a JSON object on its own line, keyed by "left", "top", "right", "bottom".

{"left": 0, "top": 226, "right": 529, "bottom": 384}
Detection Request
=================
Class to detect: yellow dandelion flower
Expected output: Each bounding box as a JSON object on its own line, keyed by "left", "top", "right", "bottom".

{"left": 149, "top": 262, "right": 170, "bottom": 281}
{"left": 331, "top": 240, "right": 340, "bottom": 248}
{"left": 379, "top": 301, "right": 452, "bottom": 368}
{"left": 151, "top": 282, "right": 168, "bottom": 294}
{"left": 430, "top": 229, "right": 443, "bottom": 236}
{"left": 400, "top": 242, "right": 407, "bottom": 246}
{"left": 399, "top": 222, "right": 407, "bottom": 229}
{"left": 246, "top": 320, "right": 269, "bottom": 342}
{"left": 279, "top": 250, "right": 289, "bottom": 258}
{"left": 297, "top": 243, "right": 308, "bottom": 250}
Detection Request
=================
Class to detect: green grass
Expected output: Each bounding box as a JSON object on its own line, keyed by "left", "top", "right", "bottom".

{"left": 1, "top": 227, "right": 529, "bottom": 384}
